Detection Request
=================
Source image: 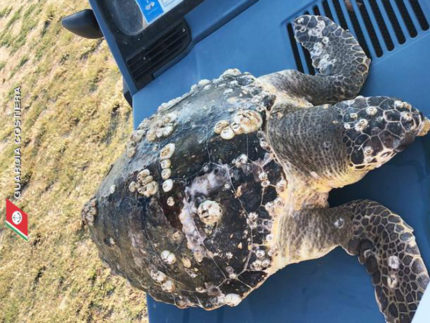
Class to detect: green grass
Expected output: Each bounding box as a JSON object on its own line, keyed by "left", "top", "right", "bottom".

{"left": 0, "top": 6, "right": 12, "bottom": 18}
{"left": 0, "top": 1, "right": 147, "bottom": 322}
{"left": 4, "top": 7, "right": 21, "bottom": 29}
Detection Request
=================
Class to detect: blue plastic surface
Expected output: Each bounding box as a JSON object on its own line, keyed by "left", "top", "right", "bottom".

{"left": 93, "top": 0, "right": 430, "bottom": 321}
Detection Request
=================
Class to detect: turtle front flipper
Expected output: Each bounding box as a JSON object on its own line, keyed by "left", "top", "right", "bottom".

{"left": 337, "top": 200, "right": 429, "bottom": 323}
{"left": 260, "top": 15, "right": 370, "bottom": 105}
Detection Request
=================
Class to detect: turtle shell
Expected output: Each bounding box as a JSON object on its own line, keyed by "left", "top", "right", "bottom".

{"left": 84, "top": 70, "right": 286, "bottom": 309}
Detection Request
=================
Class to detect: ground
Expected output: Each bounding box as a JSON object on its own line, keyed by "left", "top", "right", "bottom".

{"left": 0, "top": 1, "right": 148, "bottom": 321}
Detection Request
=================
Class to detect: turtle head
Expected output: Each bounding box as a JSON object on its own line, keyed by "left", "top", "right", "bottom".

{"left": 345, "top": 98, "right": 429, "bottom": 171}
{"left": 383, "top": 100, "right": 429, "bottom": 151}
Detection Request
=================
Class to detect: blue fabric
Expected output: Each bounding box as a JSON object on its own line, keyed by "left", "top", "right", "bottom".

{"left": 126, "top": 0, "right": 430, "bottom": 321}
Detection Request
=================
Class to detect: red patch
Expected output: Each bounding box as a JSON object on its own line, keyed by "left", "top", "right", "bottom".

{"left": 5, "top": 199, "right": 28, "bottom": 241}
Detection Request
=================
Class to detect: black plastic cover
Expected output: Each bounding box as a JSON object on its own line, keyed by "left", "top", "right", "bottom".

{"left": 94, "top": 0, "right": 203, "bottom": 90}
{"left": 62, "top": 9, "right": 103, "bottom": 39}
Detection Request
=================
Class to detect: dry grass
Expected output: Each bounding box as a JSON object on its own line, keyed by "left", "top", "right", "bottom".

{"left": 0, "top": 1, "right": 148, "bottom": 321}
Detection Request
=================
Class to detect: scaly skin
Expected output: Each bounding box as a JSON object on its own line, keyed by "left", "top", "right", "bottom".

{"left": 263, "top": 15, "right": 430, "bottom": 323}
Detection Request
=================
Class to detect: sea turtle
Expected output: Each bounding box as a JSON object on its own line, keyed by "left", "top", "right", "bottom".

{"left": 82, "top": 15, "right": 430, "bottom": 322}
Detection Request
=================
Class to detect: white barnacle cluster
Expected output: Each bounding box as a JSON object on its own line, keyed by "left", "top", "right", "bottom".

{"left": 311, "top": 42, "right": 323, "bottom": 57}
{"left": 214, "top": 109, "right": 262, "bottom": 140}
{"left": 366, "top": 106, "right": 378, "bottom": 116}
{"left": 393, "top": 100, "right": 412, "bottom": 110}
{"left": 82, "top": 197, "right": 97, "bottom": 226}
{"left": 232, "top": 154, "right": 248, "bottom": 168}
{"left": 161, "top": 279, "right": 175, "bottom": 292}
{"left": 363, "top": 146, "right": 374, "bottom": 157}
{"left": 126, "top": 128, "right": 146, "bottom": 158}
{"left": 126, "top": 141, "right": 137, "bottom": 158}
{"left": 146, "top": 112, "right": 178, "bottom": 142}
{"left": 129, "top": 168, "right": 159, "bottom": 197}
{"left": 333, "top": 217, "right": 345, "bottom": 229}
{"left": 264, "top": 198, "right": 284, "bottom": 216}
{"left": 211, "top": 69, "right": 243, "bottom": 90}
{"left": 160, "top": 250, "right": 177, "bottom": 265}
{"left": 400, "top": 111, "right": 413, "bottom": 122}
{"left": 349, "top": 112, "right": 358, "bottom": 120}
{"left": 316, "top": 53, "right": 336, "bottom": 72}
{"left": 309, "top": 19, "right": 326, "bottom": 37}
{"left": 224, "top": 293, "right": 242, "bottom": 307}
{"left": 247, "top": 212, "right": 258, "bottom": 229}
{"left": 354, "top": 118, "right": 369, "bottom": 132}
{"left": 179, "top": 200, "right": 208, "bottom": 263}
{"left": 159, "top": 143, "right": 175, "bottom": 193}
{"left": 221, "top": 68, "right": 241, "bottom": 78}
{"left": 150, "top": 269, "right": 167, "bottom": 283}
{"left": 250, "top": 248, "right": 271, "bottom": 271}
{"left": 158, "top": 96, "right": 182, "bottom": 112}
{"left": 160, "top": 143, "right": 175, "bottom": 160}
{"left": 214, "top": 120, "right": 229, "bottom": 135}
{"left": 167, "top": 196, "right": 175, "bottom": 206}
{"left": 181, "top": 257, "right": 192, "bottom": 268}
{"left": 295, "top": 17, "right": 306, "bottom": 32}
{"left": 232, "top": 110, "right": 263, "bottom": 134}
{"left": 258, "top": 171, "right": 270, "bottom": 188}
{"left": 388, "top": 255, "right": 400, "bottom": 270}
{"left": 197, "top": 200, "right": 223, "bottom": 226}
{"left": 149, "top": 269, "right": 176, "bottom": 292}
{"left": 198, "top": 79, "right": 211, "bottom": 88}
{"left": 163, "top": 179, "right": 174, "bottom": 193}
{"left": 387, "top": 273, "right": 398, "bottom": 289}
{"left": 207, "top": 288, "right": 243, "bottom": 307}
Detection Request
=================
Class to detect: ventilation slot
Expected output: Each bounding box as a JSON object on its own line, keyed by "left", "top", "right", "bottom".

{"left": 357, "top": 2, "right": 383, "bottom": 57}
{"left": 126, "top": 21, "right": 191, "bottom": 88}
{"left": 409, "top": 0, "right": 429, "bottom": 30}
{"left": 302, "top": 11, "right": 316, "bottom": 75}
{"left": 332, "top": 0, "right": 348, "bottom": 30}
{"left": 287, "top": 23, "right": 304, "bottom": 73}
{"left": 382, "top": 0, "right": 406, "bottom": 43}
{"left": 368, "top": 1, "right": 395, "bottom": 50}
{"left": 395, "top": 0, "right": 417, "bottom": 37}
{"left": 322, "top": 0, "right": 334, "bottom": 20}
{"left": 339, "top": 0, "right": 372, "bottom": 57}
{"left": 286, "top": 0, "right": 430, "bottom": 74}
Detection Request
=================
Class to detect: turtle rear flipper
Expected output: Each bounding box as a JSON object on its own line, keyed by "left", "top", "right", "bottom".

{"left": 260, "top": 15, "right": 370, "bottom": 105}
{"left": 291, "top": 201, "right": 429, "bottom": 322}
{"left": 340, "top": 200, "right": 429, "bottom": 323}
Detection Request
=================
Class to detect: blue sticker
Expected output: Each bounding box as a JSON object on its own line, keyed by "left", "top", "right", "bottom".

{"left": 136, "top": 0, "right": 164, "bottom": 24}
